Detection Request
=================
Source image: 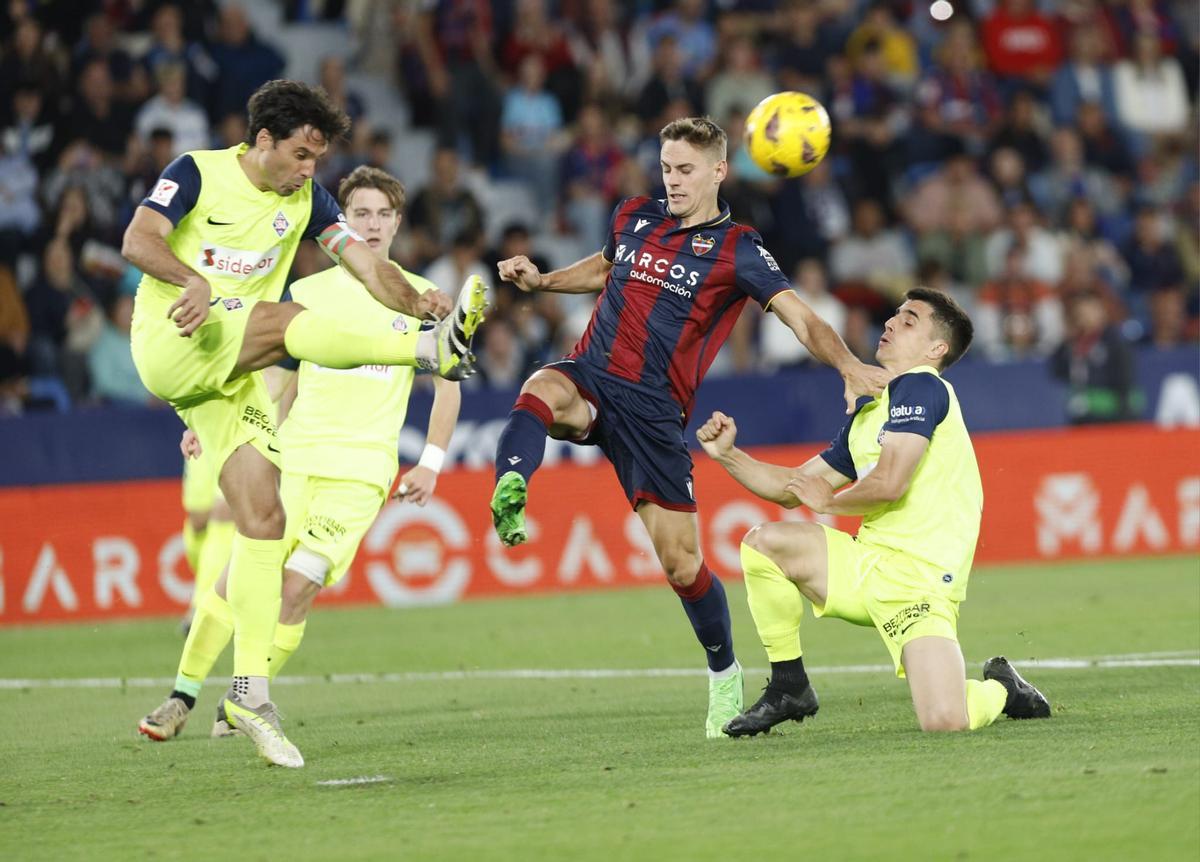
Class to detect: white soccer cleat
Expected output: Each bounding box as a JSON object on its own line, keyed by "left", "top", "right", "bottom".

{"left": 222, "top": 693, "right": 304, "bottom": 768}
{"left": 138, "top": 696, "right": 190, "bottom": 741}
{"left": 418, "top": 275, "right": 487, "bottom": 381}
{"left": 211, "top": 689, "right": 242, "bottom": 738}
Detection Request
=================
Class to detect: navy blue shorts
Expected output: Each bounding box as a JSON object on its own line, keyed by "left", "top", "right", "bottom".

{"left": 546, "top": 359, "right": 696, "bottom": 512}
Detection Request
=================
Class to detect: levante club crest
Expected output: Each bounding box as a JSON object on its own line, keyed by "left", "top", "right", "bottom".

{"left": 691, "top": 234, "right": 715, "bottom": 255}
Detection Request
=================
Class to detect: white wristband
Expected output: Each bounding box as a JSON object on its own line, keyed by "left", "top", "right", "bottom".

{"left": 418, "top": 444, "right": 446, "bottom": 474}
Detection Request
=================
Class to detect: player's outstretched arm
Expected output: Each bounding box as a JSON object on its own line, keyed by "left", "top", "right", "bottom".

{"left": 339, "top": 239, "right": 453, "bottom": 320}
{"left": 395, "top": 375, "right": 461, "bottom": 506}
{"left": 498, "top": 252, "right": 611, "bottom": 295}
{"left": 770, "top": 291, "right": 891, "bottom": 414}
{"left": 787, "top": 431, "right": 928, "bottom": 516}
{"left": 122, "top": 207, "right": 212, "bottom": 336}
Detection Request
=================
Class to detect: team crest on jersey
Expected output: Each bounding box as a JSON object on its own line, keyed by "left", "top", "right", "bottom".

{"left": 691, "top": 234, "right": 715, "bottom": 256}
{"left": 272, "top": 211, "right": 289, "bottom": 237}
{"left": 392, "top": 315, "right": 409, "bottom": 333}
{"left": 222, "top": 297, "right": 244, "bottom": 310}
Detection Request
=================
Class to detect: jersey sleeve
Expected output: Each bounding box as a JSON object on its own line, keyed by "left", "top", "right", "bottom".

{"left": 601, "top": 197, "right": 633, "bottom": 262}
{"left": 881, "top": 373, "right": 950, "bottom": 439}
{"left": 301, "top": 182, "right": 346, "bottom": 240}
{"left": 818, "top": 412, "right": 859, "bottom": 481}
{"left": 734, "top": 229, "right": 792, "bottom": 309}
{"left": 140, "top": 154, "right": 201, "bottom": 226}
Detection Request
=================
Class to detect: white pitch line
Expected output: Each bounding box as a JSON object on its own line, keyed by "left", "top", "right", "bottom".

{"left": 316, "top": 775, "right": 392, "bottom": 787}
{"left": 0, "top": 651, "right": 1195, "bottom": 690}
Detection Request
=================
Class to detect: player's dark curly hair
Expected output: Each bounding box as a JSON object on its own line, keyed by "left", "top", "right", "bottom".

{"left": 244, "top": 79, "right": 352, "bottom": 146}
{"left": 659, "top": 116, "right": 728, "bottom": 161}
{"left": 906, "top": 287, "right": 973, "bottom": 369}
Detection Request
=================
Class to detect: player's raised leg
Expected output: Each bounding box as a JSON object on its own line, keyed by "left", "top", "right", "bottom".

{"left": 491, "top": 368, "right": 593, "bottom": 546}
{"left": 723, "top": 522, "right": 824, "bottom": 737}
{"left": 636, "top": 504, "right": 743, "bottom": 738}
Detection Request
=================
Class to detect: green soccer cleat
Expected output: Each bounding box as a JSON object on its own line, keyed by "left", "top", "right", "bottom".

{"left": 138, "top": 695, "right": 190, "bottom": 741}
{"left": 491, "top": 470, "right": 528, "bottom": 547}
{"left": 222, "top": 693, "right": 304, "bottom": 768}
{"left": 420, "top": 275, "right": 487, "bottom": 381}
{"left": 706, "top": 663, "right": 745, "bottom": 739}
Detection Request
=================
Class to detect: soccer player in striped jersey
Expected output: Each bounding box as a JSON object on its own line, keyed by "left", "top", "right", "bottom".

{"left": 124, "top": 80, "right": 485, "bottom": 767}
{"left": 491, "top": 117, "right": 889, "bottom": 737}
{"left": 698, "top": 288, "right": 1050, "bottom": 735}
{"left": 138, "top": 165, "right": 468, "bottom": 758}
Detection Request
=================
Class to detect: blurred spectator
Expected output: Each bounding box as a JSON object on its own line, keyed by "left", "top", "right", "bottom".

{"left": 1102, "top": 0, "right": 1184, "bottom": 57}
{"left": 0, "top": 151, "right": 40, "bottom": 265}
{"left": 1132, "top": 137, "right": 1193, "bottom": 210}
{"left": 501, "top": 54, "right": 569, "bottom": 206}
{"left": 0, "top": 264, "right": 30, "bottom": 354}
{"left": 829, "top": 198, "right": 914, "bottom": 308}
{"left": 1051, "top": 289, "right": 1140, "bottom": 424}
{"left": 0, "top": 344, "right": 40, "bottom": 416}
{"left": 135, "top": 64, "right": 211, "bottom": 156}
{"left": 1076, "top": 102, "right": 1135, "bottom": 177}
{"left": 407, "top": 148, "right": 486, "bottom": 271}
{"left": 565, "top": 0, "right": 649, "bottom": 106}
{"left": 906, "top": 150, "right": 1003, "bottom": 285}
{"left": 318, "top": 55, "right": 366, "bottom": 124}
{"left": 562, "top": 104, "right": 624, "bottom": 244}
{"left": 911, "top": 20, "right": 1003, "bottom": 163}
{"left": 976, "top": 246, "right": 1063, "bottom": 361}
{"left": 987, "top": 89, "right": 1049, "bottom": 174}
{"left": 72, "top": 11, "right": 147, "bottom": 104}
{"left": 0, "top": 17, "right": 65, "bottom": 106}
{"left": 759, "top": 259, "right": 846, "bottom": 370}
{"left": 475, "top": 318, "right": 529, "bottom": 389}
{"left": 141, "top": 4, "right": 217, "bottom": 113}
{"left": 424, "top": 229, "right": 493, "bottom": 299}
{"left": 1113, "top": 32, "right": 1190, "bottom": 139}
{"left": 1057, "top": 198, "right": 1130, "bottom": 291}
{"left": 844, "top": 3, "right": 919, "bottom": 92}
{"left": 88, "top": 291, "right": 151, "bottom": 405}
{"left": 1175, "top": 181, "right": 1200, "bottom": 292}
{"left": 1124, "top": 206, "right": 1186, "bottom": 294}
{"left": 65, "top": 59, "right": 135, "bottom": 160}
{"left": 987, "top": 146, "right": 1034, "bottom": 208}
{"left": 215, "top": 112, "right": 249, "bottom": 149}
{"left": 1030, "top": 127, "right": 1122, "bottom": 222}
{"left": 705, "top": 38, "right": 775, "bottom": 132}
{"left": 42, "top": 146, "right": 126, "bottom": 237}
{"left": 645, "top": 0, "right": 717, "bottom": 81}
{"left": 635, "top": 35, "right": 703, "bottom": 123}
{"left": 773, "top": 0, "right": 836, "bottom": 95}
{"left": 2, "top": 83, "right": 59, "bottom": 173}
{"left": 985, "top": 197, "right": 1065, "bottom": 284}
{"left": 24, "top": 239, "right": 102, "bottom": 400}
{"left": 830, "top": 40, "right": 908, "bottom": 209}
{"left": 208, "top": 4, "right": 286, "bottom": 122}
{"left": 414, "top": 0, "right": 503, "bottom": 167}
{"left": 126, "top": 129, "right": 177, "bottom": 209}
{"left": 1049, "top": 20, "right": 1118, "bottom": 126}
{"left": 981, "top": 0, "right": 1063, "bottom": 90}
{"left": 501, "top": 0, "right": 580, "bottom": 120}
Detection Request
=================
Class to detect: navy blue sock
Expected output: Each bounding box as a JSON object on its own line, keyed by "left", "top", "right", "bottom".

{"left": 494, "top": 393, "right": 553, "bottom": 485}
{"left": 674, "top": 564, "right": 736, "bottom": 672}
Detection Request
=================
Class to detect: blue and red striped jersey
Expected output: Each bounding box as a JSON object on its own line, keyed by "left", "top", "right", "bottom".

{"left": 570, "top": 196, "right": 791, "bottom": 417}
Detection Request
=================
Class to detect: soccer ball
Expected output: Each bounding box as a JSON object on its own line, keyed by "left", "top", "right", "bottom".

{"left": 743, "top": 92, "right": 832, "bottom": 178}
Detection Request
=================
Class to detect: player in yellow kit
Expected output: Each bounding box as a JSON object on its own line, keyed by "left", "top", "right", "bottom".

{"left": 697, "top": 288, "right": 1050, "bottom": 735}
{"left": 125, "top": 80, "right": 486, "bottom": 767}
{"left": 139, "top": 165, "right": 464, "bottom": 747}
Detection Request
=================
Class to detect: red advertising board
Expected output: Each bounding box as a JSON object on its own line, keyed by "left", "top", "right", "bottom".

{"left": 1, "top": 425, "right": 1196, "bottom": 624}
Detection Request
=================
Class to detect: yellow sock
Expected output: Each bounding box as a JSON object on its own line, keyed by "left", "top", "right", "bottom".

{"left": 193, "top": 518, "right": 235, "bottom": 602}
{"left": 283, "top": 308, "right": 420, "bottom": 368}
{"left": 740, "top": 542, "right": 804, "bottom": 662}
{"left": 966, "top": 678, "right": 1008, "bottom": 730}
{"left": 175, "top": 588, "right": 234, "bottom": 695}
{"left": 227, "top": 534, "right": 286, "bottom": 678}
{"left": 268, "top": 621, "right": 307, "bottom": 680}
{"left": 182, "top": 519, "right": 204, "bottom": 575}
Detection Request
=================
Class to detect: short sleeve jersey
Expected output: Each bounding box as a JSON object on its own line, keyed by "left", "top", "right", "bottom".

{"left": 136, "top": 144, "right": 344, "bottom": 308}
{"left": 279, "top": 263, "right": 436, "bottom": 491}
{"left": 570, "top": 196, "right": 792, "bottom": 418}
{"left": 820, "top": 367, "right": 983, "bottom": 600}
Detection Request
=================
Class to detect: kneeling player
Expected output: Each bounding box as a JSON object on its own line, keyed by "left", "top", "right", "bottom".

{"left": 697, "top": 288, "right": 1050, "bottom": 735}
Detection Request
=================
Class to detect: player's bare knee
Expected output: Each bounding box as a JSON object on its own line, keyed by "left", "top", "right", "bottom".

{"left": 660, "top": 552, "right": 704, "bottom": 587}
{"left": 742, "top": 522, "right": 789, "bottom": 563}
{"left": 237, "top": 505, "right": 286, "bottom": 540}
{"left": 918, "top": 708, "right": 969, "bottom": 733}
{"left": 281, "top": 548, "right": 327, "bottom": 623}
{"left": 187, "top": 511, "right": 210, "bottom": 532}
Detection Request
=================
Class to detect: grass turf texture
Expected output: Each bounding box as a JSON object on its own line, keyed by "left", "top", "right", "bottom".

{"left": 0, "top": 556, "right": 1196, "bottom": 861}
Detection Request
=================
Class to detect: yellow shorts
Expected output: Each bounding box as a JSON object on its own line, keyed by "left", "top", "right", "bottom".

{"left": 815, "top": 524, "right": 960, "bottom": 678}
{"left": 133, "top": 290, "right": 278, "bottom": 472}
{"left": 280, "top": 472, "right": 388, "bottom": 588}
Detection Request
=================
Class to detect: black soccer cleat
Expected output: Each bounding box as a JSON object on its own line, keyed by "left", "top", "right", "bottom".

{"left": 722, "top": 682, "right": 819, "bottom": 737}
{"left": 983, "top": 656, "right": 1051, "bottom": 719}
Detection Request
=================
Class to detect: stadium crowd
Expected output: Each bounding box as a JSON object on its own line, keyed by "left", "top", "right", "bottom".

{"left": 0, "top": 0, "right": 1195, "bottom": 422}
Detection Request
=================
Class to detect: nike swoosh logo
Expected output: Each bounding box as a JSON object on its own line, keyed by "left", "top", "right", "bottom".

{"left": 267, "top": 443, "right": 280, "bottom": 453}
{"left": 705, "top": 645, "right": 722, "bottom": 652}
{"left": 207, "top": 216, "right": 234, "bottom": 225}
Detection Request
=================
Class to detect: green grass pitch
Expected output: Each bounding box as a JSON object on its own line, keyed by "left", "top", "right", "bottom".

{"left": 0, "top": 556, "right": 1196, "bottom": 861}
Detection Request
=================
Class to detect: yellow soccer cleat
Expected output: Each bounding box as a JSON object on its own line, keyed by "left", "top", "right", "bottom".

{"left": 222, "top": 693, "right": 304, "bottom": 768}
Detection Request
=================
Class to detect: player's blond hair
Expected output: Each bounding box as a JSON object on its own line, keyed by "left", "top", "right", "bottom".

{"left": 337, "top": 165, "right": 406, "bottom": 213}
{"left": 659, "top": 117, "right": 728, "bottom": 162}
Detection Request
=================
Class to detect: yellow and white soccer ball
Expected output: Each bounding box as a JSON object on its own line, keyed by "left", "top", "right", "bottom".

{"left": 743, "top": 92, "right": 832, "bottom": 178}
